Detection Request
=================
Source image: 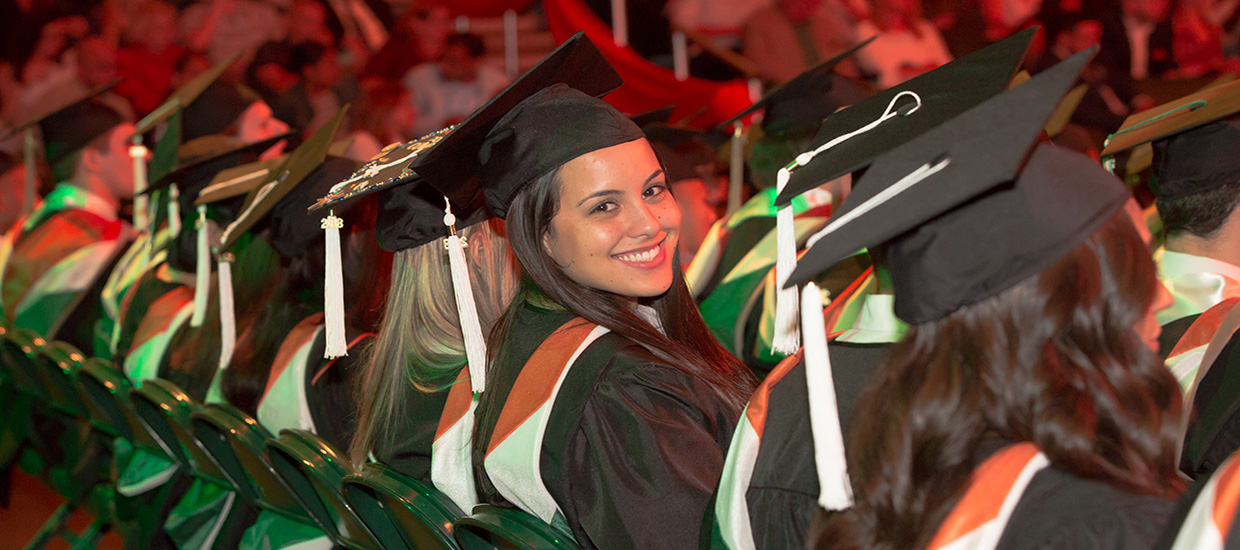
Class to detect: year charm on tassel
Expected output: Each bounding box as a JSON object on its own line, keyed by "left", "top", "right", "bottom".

{"left": 322, "top": 212, "right": 348, "bottom": 359}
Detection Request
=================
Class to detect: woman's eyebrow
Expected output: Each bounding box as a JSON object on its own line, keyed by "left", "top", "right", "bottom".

{"left": 575, "top": 170, "right": 667, "bottom": 207}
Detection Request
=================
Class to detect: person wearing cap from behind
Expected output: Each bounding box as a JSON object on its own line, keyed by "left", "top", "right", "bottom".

{"left": 1101, "top": 81, "right": 1240, "bottom": 395}
{"left": 709, "top": 29, "right": 1040, "bottom": 550}
{"left": 788, "top": 49, "right": 1182, "bottom": 549}
{"left": 305, "top": 134, "right": 520, "bottom": 513}
{"left": 0, "top": 87, "right": 136, "bottom": 351}
{"left": 415, "top": 33, "right": 755, "bottom": 549}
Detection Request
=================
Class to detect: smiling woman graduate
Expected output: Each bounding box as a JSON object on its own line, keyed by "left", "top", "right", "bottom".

{"left": 409, "top": 33, "right": 756, "bottom": 549}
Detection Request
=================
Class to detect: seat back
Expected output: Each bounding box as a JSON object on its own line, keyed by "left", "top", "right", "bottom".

{"left": 265, "top": 430, "right": 382, "bottom": 550}
{"left": 129, "top": 380, "right": 230, "bottom": 485}
{"left": 75, "top": 360, "right": 136, "bottom": 441}
{"left": 342, "top": 462, "right": 464, "bottom": 550}
{"left": 1, "top": 328, "right": 51, "bottom": 401}
{"left": 453, "top": 505, "right": 580, "bottom": 550}
{"left": 189, "top": 404, "right": 315, "bottom": 526}
{"left": 33, "top": 340, "right": 86, "bottom": 417}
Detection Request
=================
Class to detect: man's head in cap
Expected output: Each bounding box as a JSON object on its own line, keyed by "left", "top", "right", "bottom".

{"left": 42, "top": 97, "right": 135, "bottom": 209}
{"left": 1101, "top": 80, "right": 1240, "bottom": 273}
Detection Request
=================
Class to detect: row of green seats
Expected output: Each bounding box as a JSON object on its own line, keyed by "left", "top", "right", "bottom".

{"left": 0, "top": 326, "right": 581, "bottom": 550}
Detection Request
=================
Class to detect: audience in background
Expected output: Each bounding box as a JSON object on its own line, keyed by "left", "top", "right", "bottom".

{"left": 404, "top": 32, "right": 506, "bottom": 136}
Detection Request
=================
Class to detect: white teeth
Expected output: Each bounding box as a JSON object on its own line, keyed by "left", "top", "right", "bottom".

{"left": 616, "top": 246, "right": 659, "bottom": 263}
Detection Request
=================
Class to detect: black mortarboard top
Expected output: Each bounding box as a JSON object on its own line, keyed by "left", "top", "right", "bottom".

{"left": 134, "top": 53, "right": 241, "bottom": 136}
{"left": 217, "top": 107, "right": 346, "bottom": 252}
{"left": 715, "top": 38, "right": 875, "bottom": 137}
{"left": 1100, "top": 80, "right": 1240, "bottom": 200}
{"left": 776, "top": 27, "right": 1037, "bottom": 206}
{"left": 629, "top": 105, "right": 675, "bottom": 128}
{"left": 644, "top": 124, "right": 718, "bottom": 183}
{"left": 13, "top": 83, "right": 127, "bottom": 163}
{"left": 2, "top": 81, "right": 117, "bottom": 138}
{"left": 196, "top": 157, "right": 286, "bottom": 205}
{"left": 182, "top": 83, "right": 264, "bottom": 142}
{"left": 786, "top": 48, "right": 1127, "bottom": 325}
{"left": 304, "top": 31, "right": 623, "bottom": 219}
{"left": 145, "top": 132, "right": 291, "bottom": 196}
{"left": 415, "top": 32, "right": 633, "bottom": 218}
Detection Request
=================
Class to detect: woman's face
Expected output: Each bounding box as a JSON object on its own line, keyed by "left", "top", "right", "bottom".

{"left": 1139, "top": 282, "right": 1174, "bottom": 352}
{"left": 544, "top": 139, "right": 681, "bottom": 299}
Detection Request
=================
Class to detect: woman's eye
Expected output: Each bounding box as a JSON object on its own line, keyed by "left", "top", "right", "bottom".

{"left": 643, "top": 184, "right": 667, "bottom": 199}
{"left": 591, "top": 201, "right": 618, "bottom": 214}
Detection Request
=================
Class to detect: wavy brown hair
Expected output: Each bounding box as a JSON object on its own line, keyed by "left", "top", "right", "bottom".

{"left": 471, "top": 165, "right": 756, "bottom": 492}
{"left": 812, "top": 212, "right": 1185, "bottom": 550}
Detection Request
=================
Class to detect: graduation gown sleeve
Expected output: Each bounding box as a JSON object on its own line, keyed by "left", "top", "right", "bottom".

{"left": 543, "top": 349, "right": 739, "bottom": 550}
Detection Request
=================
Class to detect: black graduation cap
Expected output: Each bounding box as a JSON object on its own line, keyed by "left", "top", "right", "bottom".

{"left": 195, "top": 156, "right": 286, "bottom": 205}
{"left": 414, "top": 31, "right": 633, "bottom": 218}
{"left": 9, "top": 83, "right": 128, "bottom": 163}
{"left": 1100, "top": 79, "right": 1240, "bottom": 200}
{"left": 715, "top": 38, "right": 875, "bottom": 137}
{"left": 644, "top": 124, "right": 718, "bottom": 183}
{"left": 268, "top": 155, "right": 361, "bottom": 258}
{"left": 785, "top": 48, "right": 1127, "bottom": 324}
{"left": 629, "top": 105, "right": 675, "bottom": 128}
{"left": 776, "top": 27, "right": 1037, "bottom": 206}
{"left": 144, "top": 132, "right": 291, "bottom": 195}
{"left": 304, "top": 31, "right": 624, "bottom": 220}
{"left": 182, "top": 83, "right": 265, "bottom": 142}
{"left": 217, "top": 107, "right": 347, "bottom": 252}
{"left": 134, "top": 54, "right": 241, "bottom": 136}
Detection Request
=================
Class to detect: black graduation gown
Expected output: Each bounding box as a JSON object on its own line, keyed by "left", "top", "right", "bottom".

{"left": 371, "top": 376, "right": 451, "bottom": 484}
{"left": 477, "top": 302, "right": 740, "bottom": 549}
{"left": 994, "top": 467, "right": 1174, "bottom": 549}
{"left": 741, "top": 342, "right": 888, "bottom": 549}
{"left": 303, "top": 329, "right": 370, "bottom": 452}
{"left": 1181, "top": 327, "right": 1240, "bottom": 479}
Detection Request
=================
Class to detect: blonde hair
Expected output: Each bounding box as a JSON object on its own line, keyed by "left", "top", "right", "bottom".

{"left": 349, "top": 219, "right": 519, "bottom": 466}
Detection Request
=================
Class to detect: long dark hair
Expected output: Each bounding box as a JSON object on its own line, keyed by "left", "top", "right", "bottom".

{"left": 221, "top": 197, "right": 389, "bottom": 416}
{"left": 471, "top": 165, "right": 756, "bottom": 493}
{"left": 811, "top": 212, "right": 1185, "bottom": 550}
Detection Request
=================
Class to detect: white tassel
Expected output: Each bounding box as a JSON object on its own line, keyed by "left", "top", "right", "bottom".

{"left": 217, "top": 255, "right": 235, "bottom": 371}
{"left": 129, "top": 140, "right": 149, "bottom": 233}
{"left": 801, "top": 282, "right": 852, "bottom": 510}
{"left": 771, "top": 167, "right": 800, "bottom": 355}
{"left": 322, "top": 212, "right": 348, "bottom": 359}
{"left": 191, "top": 205, "right": 209, "bottom": 327}
{"left": 445, "top": 199, "right": 488, "bottom": 393}
{"left": 167, "top": 184, "right": 182, "bottom": 237}
{"left": 727, "top": 122, "right": 745, "bottom": 216}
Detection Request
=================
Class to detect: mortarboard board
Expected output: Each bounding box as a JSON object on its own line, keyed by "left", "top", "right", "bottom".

{"left": 12, "top": 83, "right": 128, "bottom": 163}
{"left": 134, "top": 54, "right": 242, "bottom": 136}
{"left": 145, "top": 132, "right": 291, "bottom": 196}
{"left": 182, "top": 83, "right": 266, "bottom": 142}
{"left": 715, "top": 39, "right": 875, "bottom": 137}
{"left": 413, "top": 31, "right": 631, "bottom": 217}
{"left": 303, "top": 31, "right": 623, "bottom": 217}
{"left": 196, "top": 156, "right": 287, "bottom": 205}
{"left": 775, "top": 27, "right": 1037, "bottom": 206}
{"left": 629, "top": 105, "right": 676, "bottom": 128}
{"left": 1100, "top": 79, "right": 1240, "bottom": 200}
{"left": 218, "top": 107, "right": 347, "bottom": 252}
{"left": 785, "top": 48, "right": 1127, "bottom": 325}
{"left": 644, "top": 124, "right": 719, "bottom": 184}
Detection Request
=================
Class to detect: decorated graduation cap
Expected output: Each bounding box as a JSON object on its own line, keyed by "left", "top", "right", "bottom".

{"left": 716, "top": 39, "right": 874, "bottom": 137}
{"left": 1100, "top": 79, "right": 1240, "bottom": 200}
{"left": 776, "top": 27, "right": 1038, "bottom": 206}
{"left": 783, "top": 48, "right": 1117, "bottom": 515}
